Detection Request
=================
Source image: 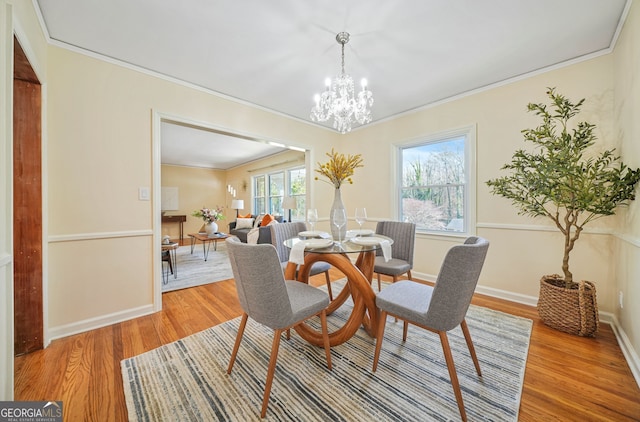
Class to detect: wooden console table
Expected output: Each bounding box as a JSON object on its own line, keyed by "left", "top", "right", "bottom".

{"left": 162, "top": 214, "right": 186, "bottom": 241}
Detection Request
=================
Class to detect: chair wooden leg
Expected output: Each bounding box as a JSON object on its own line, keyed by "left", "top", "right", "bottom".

{"left": 438, "top": 331, "right": 467, "bottom": 422}
{"left": 460, "top": 319, "right": 482, "bottom": 377}
{"left": 319, "top": 310, "right": 332, "bottom": 370}
{"left": 261, "top": 329, "right": 283, "bottom": 418}
{"left": 286, "top": 329, "right": 290, "bottom": 340}
{"left": 227, "top": 313, "right": 248, "bottom": 374}
{"left": 407, "top": 270, "right": 412, "bottom": 280}
{"left": 377, "top": 272, "right": 381, "bottom": 291}
{"left": 402, "top": 321, "right": 408, "bottom": 342}
{"left": 372, "top": 310, "right": 388, "bottom": 372}
{"left": 324, "top": 271, "right": 333, "bottom": 301}
{"left": 392, "top": 275, "right": 398, "bottom": 283}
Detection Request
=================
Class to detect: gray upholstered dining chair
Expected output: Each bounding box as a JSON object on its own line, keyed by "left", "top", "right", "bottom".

{"left": 373, "top": 221, "right": 416, "bottom": 291}
{"left": 270, "top": 222, "right": 334, "bottom": 300}
{"left": 225, "top": 237, "right": 332, "bottom": 418}
{"left": 372, "top": 236, "right": 490, "bottom": 422}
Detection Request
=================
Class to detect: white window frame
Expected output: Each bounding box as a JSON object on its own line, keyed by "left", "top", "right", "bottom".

{"left": 252, "top": 165, "right": 307, "bottom": 218}
{"left": 253, "top": 175, "right": 266, "bottom": 214}
{"left": 394, "top": 125, "right": 476, "bottom": 237}
{"left": 287, "top": 166, "right": 306, "bottom": 221}
{"left": 267, "top": 171, "right": 285, "bottom": 215}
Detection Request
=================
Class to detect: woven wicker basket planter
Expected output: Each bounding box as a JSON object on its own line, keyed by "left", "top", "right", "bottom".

{"left": 537, "top": 274, "right": 599, "bottom": 337}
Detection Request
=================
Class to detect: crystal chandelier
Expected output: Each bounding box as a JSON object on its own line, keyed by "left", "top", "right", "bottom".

{"left": 310, "top": 32, "right": 374, "bottom": 134}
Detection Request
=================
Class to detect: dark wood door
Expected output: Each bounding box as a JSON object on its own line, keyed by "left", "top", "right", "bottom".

{"left": 13, "top": 38, "right": 43, "bottom": 355}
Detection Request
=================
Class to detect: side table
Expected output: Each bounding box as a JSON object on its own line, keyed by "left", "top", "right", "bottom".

{"left": 162, "top": 242, "right": 179, "bottom": 283}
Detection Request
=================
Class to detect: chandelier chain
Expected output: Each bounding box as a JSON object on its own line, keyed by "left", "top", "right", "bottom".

{"left": 341, "top": 41, "right": 345, "bottom": 75}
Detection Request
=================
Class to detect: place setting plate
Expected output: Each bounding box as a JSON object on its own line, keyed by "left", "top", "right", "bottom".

{"left": 304, "top": 238, "right": 334, "bottom": 249}
{"left": 350, "top": 236, "right": 384, "bottom": 246}
{"left": 298, "top": 230, "right": 331, "bottom": 239}
{"left": 346, "top": 229, "right": 374, "bottom": 238}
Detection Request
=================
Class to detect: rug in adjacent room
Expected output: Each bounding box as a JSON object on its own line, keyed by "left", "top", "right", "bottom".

{"left": 162, "top": 243, "right": 233, "bottom": 293}
{"left": 121, "top": 291, "right": 533, "bottom": 421}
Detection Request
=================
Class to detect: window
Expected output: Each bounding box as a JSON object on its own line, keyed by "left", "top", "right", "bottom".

{"left": 268, "top": 172, "right": 284, "bottom": 215}
{"left": 398, "top": 127, "right": 475, "bottom": 235}
{"left": 252, "top": 166, "right": 307, "bottom": 220}
{"left": 253, "top": 176, "right": 266, "bottom": 214}
{"left": 287, "top": 167, "right": 306, "bottom": 221}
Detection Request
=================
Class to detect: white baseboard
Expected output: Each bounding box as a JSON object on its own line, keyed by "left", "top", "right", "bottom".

{"left": 474, "top": 285, "right": 640, "bottom": 390}
{"left": 475, "top": 284, "right": 539, "bottom": 307}
{"left": 413, "top": 271, "right": 538, "bottom": 306}
{"left": 415, "top": 271, "right": 640, "bottom": 389}
{"left": 607, "top": 314, "right": 640, "bottom": 389}
{"left": 46, "top": 304, "right": 156, "bottom": 344}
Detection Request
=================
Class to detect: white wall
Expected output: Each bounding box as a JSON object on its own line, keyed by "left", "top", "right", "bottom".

{"left": 45, "top": 44, "right": 331, "bottom": 339}
{"left": 160, "top": 165, "right": 227, "bottom": 238}
{"left": 613, "top": 0, "right": 640, "bottom": 380}
{"left": 2, "top": 0, "right": 639, "bottom": 398}
{"left": 344, "top": 55, "right": 618, "bottom": 305}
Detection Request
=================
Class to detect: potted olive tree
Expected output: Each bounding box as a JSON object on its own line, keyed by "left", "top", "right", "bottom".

{"left": 486, "top": 88, "right": 640, "bottom": 337}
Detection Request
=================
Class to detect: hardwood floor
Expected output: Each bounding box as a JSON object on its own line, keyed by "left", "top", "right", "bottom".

{"left": 14, "top": 270, "right": 640, "bottom": 421}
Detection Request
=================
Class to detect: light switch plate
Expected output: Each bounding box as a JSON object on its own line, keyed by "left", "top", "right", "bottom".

{"left": 139, "top": 187, "right": 150, "bottom": 201}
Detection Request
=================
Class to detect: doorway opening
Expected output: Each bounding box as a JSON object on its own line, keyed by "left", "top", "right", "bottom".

{"left": 13, "top": 36, "right": 43, "bottom": 356}
{"left": 152, "top": 113, "right": 311, "bottom": 307}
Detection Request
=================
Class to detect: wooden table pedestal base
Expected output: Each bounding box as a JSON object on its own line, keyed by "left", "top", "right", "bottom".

{"left": 284, "top": 250, "right": 379, "bottom": 347}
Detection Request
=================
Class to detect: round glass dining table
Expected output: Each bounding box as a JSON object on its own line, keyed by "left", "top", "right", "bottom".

{"left": 283, "top": 234, "right": 393, "bottom": 347}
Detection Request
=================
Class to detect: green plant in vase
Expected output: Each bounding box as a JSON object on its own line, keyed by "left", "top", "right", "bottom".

{"left": 486, "top": 88, "right": 640, "bottom": 336}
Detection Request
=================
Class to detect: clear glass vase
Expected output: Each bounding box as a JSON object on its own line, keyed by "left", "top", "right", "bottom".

{"left": 329, "top": 188, "right": 347, "bottom": 240}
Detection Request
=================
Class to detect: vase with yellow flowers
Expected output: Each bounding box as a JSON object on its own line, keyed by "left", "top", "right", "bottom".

{"left": 315, "top": 148, "right": 364, "bottom": 239}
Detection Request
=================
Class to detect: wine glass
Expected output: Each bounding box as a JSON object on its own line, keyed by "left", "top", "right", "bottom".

{"left": 332, "top": 208, "right": 347, "bottom": 243}
{"left": 355, "top": 208, "right": 367, "bottom": 233}
{"left": 307, "top": 209, "right": 318, "bottom": 232}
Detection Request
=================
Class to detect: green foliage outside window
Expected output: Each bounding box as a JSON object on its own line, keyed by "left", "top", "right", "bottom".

{"left": 402, "top": 137, "right": 466, "bottom": 232}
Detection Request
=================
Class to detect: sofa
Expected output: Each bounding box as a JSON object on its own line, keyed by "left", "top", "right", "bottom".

{"left": 228, "top": 214, "right": 283, "bottom": 243}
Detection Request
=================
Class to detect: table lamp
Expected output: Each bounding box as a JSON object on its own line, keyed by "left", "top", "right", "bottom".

{"left": 231, "top": 199, "right": 244, "bottom": 218}
{"left": 282, "top": 196, "right": 297, "bottom": 222}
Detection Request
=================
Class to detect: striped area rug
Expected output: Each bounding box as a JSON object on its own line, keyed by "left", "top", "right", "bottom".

{"left": 122, "top": 283, "right": 532, "bottom": 421}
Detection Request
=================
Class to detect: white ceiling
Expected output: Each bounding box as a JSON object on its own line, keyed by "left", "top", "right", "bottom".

{"left": 160, "top": 120, "right": 289, "bottom": 169}
{"left": 35, "top": 0, "right": 629, "bottom": 168}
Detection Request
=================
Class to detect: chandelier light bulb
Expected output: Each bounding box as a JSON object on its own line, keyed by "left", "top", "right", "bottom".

{"left": 310, "top": 32, "right": 374, "bottom": 134}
